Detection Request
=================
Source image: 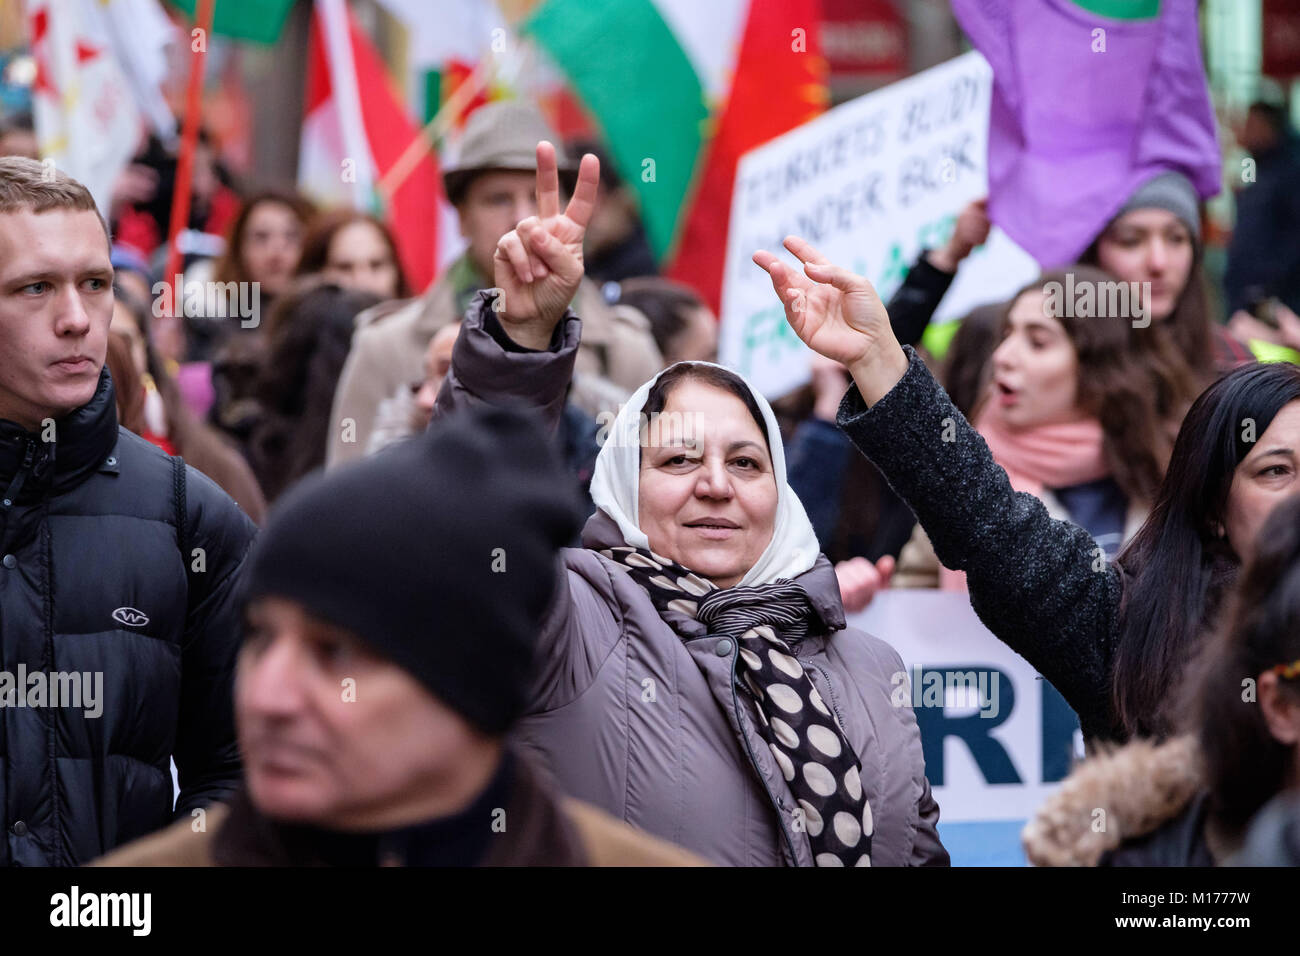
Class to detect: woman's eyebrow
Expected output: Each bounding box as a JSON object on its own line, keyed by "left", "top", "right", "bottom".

{"left": 727, "top": 440, "right": 766, "bottom": 455}
{"left": 1250, "top": 447, "right": 1294, "bottom": 461}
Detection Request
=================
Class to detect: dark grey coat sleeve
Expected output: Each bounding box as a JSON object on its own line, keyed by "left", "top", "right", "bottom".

{"left": 910, "top": 776, "right": 948, "bottom": 866}
{"left": 835, "top": 347, "right": 1123, "bottom": 741}
{"left": 886, "top": 252, "right": 956, "bottom": 347}
{"left": 432, "top": 290, "right": 581, "bottom": 433}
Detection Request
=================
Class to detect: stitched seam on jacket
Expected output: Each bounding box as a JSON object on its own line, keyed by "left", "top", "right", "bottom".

{"left": 40, "top": 511, "right": 63, "bottom": 865}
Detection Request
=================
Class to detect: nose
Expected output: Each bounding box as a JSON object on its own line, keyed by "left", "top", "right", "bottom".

{"left": 54, "top": 284, "right": 91, "bottom": 337}
{"left": 991, "top": 336, "right": 1018, "bottom": 373}
{"left": 240, "top": 636, "right": 306, "bottom": 720}
{"left": 1146, "top": 238, "right": 1168, "bottom": 274}
{"left": 694, "top": 456, "right": 734, "bottom": 501}
{"left": 415, "top": 377, "right": 440, "bottom": 415}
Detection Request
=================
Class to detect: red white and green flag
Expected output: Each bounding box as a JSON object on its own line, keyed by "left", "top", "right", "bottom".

{"left": 375, "top": 0, "right": 507, "bottom": 126}
{"left": 524, "top": 0, "right": 827, "bottom": 312}
{"left": 298, "top": 0, "right": 441, "bottom": 292}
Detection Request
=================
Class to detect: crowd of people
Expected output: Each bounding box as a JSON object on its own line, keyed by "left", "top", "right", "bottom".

{"left": 1, "top": 89, "right": 1298, "bottom": 869}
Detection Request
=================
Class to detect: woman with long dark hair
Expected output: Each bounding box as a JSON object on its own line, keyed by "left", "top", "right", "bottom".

{"left": 1078, "top": 171, "right": 1249, "bottom": 417}
{"left": 755, "top": 236, "right": 1300, "bottom": 742}
{"left": 1022, "top": 493, "right": 1300, "bottom": 866}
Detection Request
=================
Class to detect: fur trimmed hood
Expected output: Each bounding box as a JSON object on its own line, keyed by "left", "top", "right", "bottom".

{"left": 1022, "top": 735, "right": 1202, "bottom": 866}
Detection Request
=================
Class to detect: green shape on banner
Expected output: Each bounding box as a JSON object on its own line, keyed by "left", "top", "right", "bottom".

{"left": 1065, "top": 0, "right": 1160, "bottom": 21}
{"left": 167, "top": 0, "right": 296, "bottom": 45}
{"left": 1247, "top": 339, "right": 1300, "bottom": 365}
{"left": 921, "top": 318, "right": 962, "bottom": 362}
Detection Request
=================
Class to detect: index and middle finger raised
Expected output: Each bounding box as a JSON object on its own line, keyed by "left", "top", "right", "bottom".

{"left": 534, "top": 140, "right": 600, "bottom": 230}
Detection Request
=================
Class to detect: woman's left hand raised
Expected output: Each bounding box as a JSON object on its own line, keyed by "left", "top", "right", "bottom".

{"left": 493, "top": 141, "right": 600, "bottom": 350}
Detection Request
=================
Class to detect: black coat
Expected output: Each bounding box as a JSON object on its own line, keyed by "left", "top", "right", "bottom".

{"left": 837, "top": 348, "right": 1125, "bottom": 741}
{"left": 1102, "top": 793, "right": 1215, "bottom": 867}
{"left": 0, "top": 369, "right": 254, "bottom": 865}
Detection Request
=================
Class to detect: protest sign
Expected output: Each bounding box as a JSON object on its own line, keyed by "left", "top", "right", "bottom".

{"left": 719, "top": 51, "right": 1040, "bottom": 399}
{"left": 849, "top": 590, "right": 1081, "bottom": 866}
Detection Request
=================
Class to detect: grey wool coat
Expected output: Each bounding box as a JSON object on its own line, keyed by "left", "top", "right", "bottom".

{"left": 432, "top": 293, "right": 948, "bottom": 867}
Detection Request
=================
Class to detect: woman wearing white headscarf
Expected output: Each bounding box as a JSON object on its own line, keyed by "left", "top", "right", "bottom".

{"left": 431, "top": 143, "right": 947, "bottom": 867}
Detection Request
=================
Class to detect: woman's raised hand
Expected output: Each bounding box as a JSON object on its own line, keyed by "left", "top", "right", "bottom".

{"left": 493, "top": 141, "right": 600, "bottom": 350}
{"left": 752, "top": 237, "right": 908, "bottom": 405}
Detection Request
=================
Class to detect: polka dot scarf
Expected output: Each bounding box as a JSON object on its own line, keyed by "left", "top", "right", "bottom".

{"left": 601, "top": 546, "right": 873, "bottom": 866}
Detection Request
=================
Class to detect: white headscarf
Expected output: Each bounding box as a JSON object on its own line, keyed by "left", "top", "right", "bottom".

{"left": 588, "top": 361, "right": 821, "bottom": 587}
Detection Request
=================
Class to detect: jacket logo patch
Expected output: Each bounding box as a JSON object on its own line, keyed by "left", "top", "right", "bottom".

{"left": 112, "top": 607, "right": 150, "bottom": 628}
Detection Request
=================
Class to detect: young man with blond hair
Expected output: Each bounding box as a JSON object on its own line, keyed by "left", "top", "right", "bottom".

{"left": 0, "top": 157, "right": 252, "bottom": 866}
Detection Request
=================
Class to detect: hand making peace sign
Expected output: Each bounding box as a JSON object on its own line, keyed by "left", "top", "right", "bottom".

{"left": 493, "top": 141, "right": 600, "bottom": 350}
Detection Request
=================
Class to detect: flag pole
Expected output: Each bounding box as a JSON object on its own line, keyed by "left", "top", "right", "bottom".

{"left": 375, "top": 52, "right": 494, "bottom": 203}
{"left": 159, "top": 0, "right": 216, "bottom": 363}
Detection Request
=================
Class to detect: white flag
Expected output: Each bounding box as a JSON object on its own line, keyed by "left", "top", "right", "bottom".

{"left": 25, "top": 0, "right": 146, "bottom": 214}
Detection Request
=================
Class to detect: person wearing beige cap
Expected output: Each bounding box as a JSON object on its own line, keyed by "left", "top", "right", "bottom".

{"left": 327, "top": 100, "right": 662, "bottom": 467}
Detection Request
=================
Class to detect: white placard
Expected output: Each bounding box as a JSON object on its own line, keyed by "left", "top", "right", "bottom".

{"left": 719, "top": 51, "right": 1040, "bottom": 399}
{"left": 849, "top": 590, "right": 1081, "bottom": 825}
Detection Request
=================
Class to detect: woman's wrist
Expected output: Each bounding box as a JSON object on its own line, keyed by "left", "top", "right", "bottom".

{"left": 498, "top": 310, "right": 563, "bottom": 351}
{"left": 848, "top": 343, "right": 910, "bottom": 407}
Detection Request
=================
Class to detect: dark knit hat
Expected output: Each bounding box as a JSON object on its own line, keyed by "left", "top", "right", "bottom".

{"left": 244, "top": 406, "right": 581, "bottom": 734}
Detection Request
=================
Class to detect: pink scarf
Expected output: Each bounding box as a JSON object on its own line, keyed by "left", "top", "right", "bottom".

{"left": 939, "top": 405, "right": 1109, "bottom": 591}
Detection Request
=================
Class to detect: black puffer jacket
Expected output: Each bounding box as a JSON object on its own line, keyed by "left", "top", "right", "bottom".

{"left": 0, "top": 369, "right": 254, "bottom": 866}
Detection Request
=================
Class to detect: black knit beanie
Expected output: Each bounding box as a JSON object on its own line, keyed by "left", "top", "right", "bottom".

{"left": 244, "top": 405, "right": 582, "bottom": 734}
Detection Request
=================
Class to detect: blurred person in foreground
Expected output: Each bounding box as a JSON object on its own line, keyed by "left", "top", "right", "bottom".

{"left": 95, "top": 407, "right": 704, "bottom": 867}
{"left": 1023, "top": 493, "right": 1300, "bottom": 866}
{"left": 327, "top": 100, "right": 661, "bottom": 467}
{"left": 0, "top": 157, "right": 251, "bottom": 865}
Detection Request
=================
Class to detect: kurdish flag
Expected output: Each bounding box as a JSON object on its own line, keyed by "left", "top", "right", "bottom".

{"left": 951, "top": 0, "right": 1221, "bottom": 268}
{"left": 525, "top": 0, "right": 827, "bottom": 313}
{"left": 298, "top": 0, "right": 441, "bottom": 292}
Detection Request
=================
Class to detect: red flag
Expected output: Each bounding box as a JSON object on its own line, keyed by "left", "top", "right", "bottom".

{"left": 301, "top": 0, "right": 441, "bottom": 292}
